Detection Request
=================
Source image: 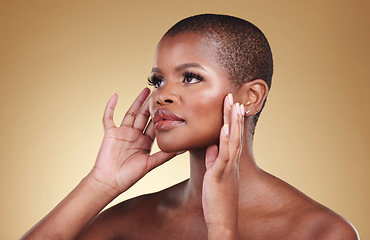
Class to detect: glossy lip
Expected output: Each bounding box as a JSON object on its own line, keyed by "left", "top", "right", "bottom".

{"left": 152, "top": 108, "right": 185, "bottom": 131}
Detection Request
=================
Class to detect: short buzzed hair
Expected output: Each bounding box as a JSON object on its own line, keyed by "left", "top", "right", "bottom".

{"left": 165, "top": 14, "right": 273, "bottom": 132}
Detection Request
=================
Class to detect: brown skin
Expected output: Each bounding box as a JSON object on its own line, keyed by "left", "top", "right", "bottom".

{"left": 21, "top": 33, "right": 359, "bottom": 240}
{"left": 76, "top": 34, "right": 358, "bottom": 239}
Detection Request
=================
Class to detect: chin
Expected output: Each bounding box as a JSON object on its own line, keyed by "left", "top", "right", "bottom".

{"left": 157, "top": 140, "right": 186, "bottom": 153}
{"left": 157, "top": 137, "right": 218, "bottom": 153}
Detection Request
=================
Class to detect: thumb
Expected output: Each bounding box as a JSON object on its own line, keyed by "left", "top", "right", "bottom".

{"left": 205, "top": 144, "right": 219, "bottom": 170}
{"left": 146, "top": 151, "right": 177, "bottom": 172}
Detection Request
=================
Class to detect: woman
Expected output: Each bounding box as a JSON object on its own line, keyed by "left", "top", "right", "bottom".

{"left": 21, "top": 14, "right": 358, "bottom": 240}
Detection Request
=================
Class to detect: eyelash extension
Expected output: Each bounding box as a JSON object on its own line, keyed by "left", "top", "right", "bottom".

{"left": 182, "top": 71, "right": 203, "bottom": 82}
{"left": 147, "top": 75, "right": 163, "bottom": 87}
{"left": 148, "top": 71, "right": 203, "bottom": 87}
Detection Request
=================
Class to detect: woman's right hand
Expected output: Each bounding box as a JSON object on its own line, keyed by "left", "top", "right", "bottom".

{"left": 88, "top": 88, "right": 177, "bottom": 196}
{"left": 20, "top": 88, "right": 175, "bottom": 240}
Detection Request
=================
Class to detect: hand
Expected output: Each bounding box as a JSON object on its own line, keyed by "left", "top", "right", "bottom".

{"left": 88, "top": 88, "right": 177, "bottom": 196}
{"left": 202, "top": 94, "right": 244, "bottom": 239}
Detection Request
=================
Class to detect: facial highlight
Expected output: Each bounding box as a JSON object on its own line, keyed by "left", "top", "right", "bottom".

{"left": 148, "top": 33, "right": 234, "bottom": 153}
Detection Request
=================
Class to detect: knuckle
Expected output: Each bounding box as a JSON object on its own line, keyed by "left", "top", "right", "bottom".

{"left": 137, "top": 110, "right": 150, "bottom": 119}
{"left": 102, "top": 117, "right": 109, "bottom": 126}
{"left": 102, "top": 115, "right": 109, "bottom": 122}
{"left": 125, "top": 111, "right": 136, "bottom": 119}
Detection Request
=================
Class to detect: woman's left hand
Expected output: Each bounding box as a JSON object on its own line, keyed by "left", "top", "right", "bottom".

{"left": 202, "top": 94, "right": 244, "bottom": 240}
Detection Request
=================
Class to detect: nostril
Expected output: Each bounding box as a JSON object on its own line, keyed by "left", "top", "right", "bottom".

{"left": 156, "top": 99, "right": 173, "bottom": 105}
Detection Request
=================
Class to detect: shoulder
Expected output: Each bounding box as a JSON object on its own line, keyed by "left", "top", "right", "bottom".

{"left": 275, "top": 187, "right": 360, "bottom": 240}
{"left": 246, "top": 173, "right": 359, "bottom": 240}
{"left": 293, "top": 207, "right": 359, "bottom": 240}
{"left": 285, "top": 187, "right": 359, "bottom": 239}
{"left": 76, "top": 180, "right": 187, "bottom": 239}
{"left": 75, "top": 191, "right": 163, "bottom": 239}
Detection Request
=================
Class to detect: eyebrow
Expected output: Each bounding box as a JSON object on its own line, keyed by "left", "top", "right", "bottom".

{"left": 151, "top": 63, "right": 207, "bottom": 73}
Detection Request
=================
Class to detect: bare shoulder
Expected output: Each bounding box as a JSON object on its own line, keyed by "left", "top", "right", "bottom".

{"left": 75, "top": 180, "right": 189, "bottom": 239}
{"left": 278, "top": 179, "right": 359, "bottom": 240}
{"left": 241, "top": 172, "right": 359, "bottom": 240}
{"left": 293, "top": 205, "right": 359, "bottom": 240}
{"left": 75, "top": 191, "right": 161, "bottom": 239}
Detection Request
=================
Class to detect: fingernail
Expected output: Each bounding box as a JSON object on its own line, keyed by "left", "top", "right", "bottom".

{"left": 235, "top": 103, "right": 240, "bottom": 115}
{"left": 228, "top": 93, "right": 233, "bottom": 106}
{"left": 240, "top": 104, "right": 245, "bottom": 115}
{"left": 224, "top": 124, "right": 229, "bottom": 136}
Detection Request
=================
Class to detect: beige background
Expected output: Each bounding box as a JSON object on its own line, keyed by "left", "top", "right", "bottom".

{"left": 1, "top": 0, "right": 369, "bottom": 239}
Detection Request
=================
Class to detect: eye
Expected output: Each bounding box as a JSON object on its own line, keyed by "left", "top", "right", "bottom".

{"left": 148, "top": 75, "right": 165, "bottom": 88}
{"left": 182, "top": 72, "right": 203, "bottom": 84}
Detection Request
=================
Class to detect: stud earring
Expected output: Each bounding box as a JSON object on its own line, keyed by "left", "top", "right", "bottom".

{"left": 245, "top": 109, "right": 250, "bottom": 115}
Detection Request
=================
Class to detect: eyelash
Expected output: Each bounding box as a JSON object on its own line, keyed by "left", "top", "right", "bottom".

{"left": 147, "top": 71, "right": 204, "bottom": 88}
{"left": 183, "top": 71, "right": 203, "bottom": 83}
{"left": 147, "top": 75, "right": 163, "bottom": 88}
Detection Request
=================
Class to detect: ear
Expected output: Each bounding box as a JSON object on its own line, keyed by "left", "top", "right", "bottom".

{"left": 236, "top": 79, "right": 269, "bottom": 116}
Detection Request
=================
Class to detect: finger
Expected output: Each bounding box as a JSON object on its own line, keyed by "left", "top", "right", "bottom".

{"left": 205, "top": 144, "right": 219, "bottom": 170}
{"left": 229, "top": 103, "right": 241, "bottom": 164}
{"left": 232, "top": 104, "right": 244, "bottom": 171}
{"left": 120, "top": 88, "right": 151, "bottom": 127}
{"left": 238, "top": 104, "right": 245, "bottom": 162}
{"left": 207, "top": 124, "right": 230, "bottom": 175}
{"left": 132, "top": 97, "right": 151, "bottom": 130}
{"left": 144, "top": 119, "right": 155, "bottom": 142}
{"left": 146, "top": 151, "right": 177, "bottom": 172}
{"left": 103, "top": 93, "right": 118, "bottom": 130}
{"left": 223, "top": 93, "right": 233, "bottom": 126}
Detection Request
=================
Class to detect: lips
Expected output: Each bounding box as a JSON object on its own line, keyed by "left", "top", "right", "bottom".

{"left": 152, "top": 109, "right": 185, "bottom": 131}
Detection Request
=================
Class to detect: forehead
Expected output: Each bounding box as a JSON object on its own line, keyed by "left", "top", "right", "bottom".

{"left": 154, "top": 33, "right": 219, "bottom": 68}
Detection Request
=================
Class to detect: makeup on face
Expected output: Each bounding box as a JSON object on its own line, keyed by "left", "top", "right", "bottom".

{"left": 147, "top": 33, "right": 233, "bottom": 153}
{"left": 152, "top": 108, "right": 185, "bottom": 131}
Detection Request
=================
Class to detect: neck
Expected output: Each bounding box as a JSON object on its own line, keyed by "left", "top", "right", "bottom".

{"left": 181, "top": 120, "right": 272, "bottom": 209}
{"left": 182, "top": 149, "right": 207, "bottom": 208}
{"left": 182, "top": 140, "right": 264, "bottom": 208}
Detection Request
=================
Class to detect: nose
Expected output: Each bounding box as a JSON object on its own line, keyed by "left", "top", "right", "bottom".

{"left": 155, "top": 84, "right": 180, "bottom": 106}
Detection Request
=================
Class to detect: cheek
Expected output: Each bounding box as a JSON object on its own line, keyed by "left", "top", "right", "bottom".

{"left": 188, "top": 95, "right": 224, "bottom": 140}
{"left": 155, "top": 96, "right": 225, "bottom": 153}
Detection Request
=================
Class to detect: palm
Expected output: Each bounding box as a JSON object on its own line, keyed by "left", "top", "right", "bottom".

{"left": 90, "top": 88, "right": 176, "bottom": 195}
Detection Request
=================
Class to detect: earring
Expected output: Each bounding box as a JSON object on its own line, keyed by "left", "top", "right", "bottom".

{"left": 245, "top": 109, "right": 250, "bottom": 115}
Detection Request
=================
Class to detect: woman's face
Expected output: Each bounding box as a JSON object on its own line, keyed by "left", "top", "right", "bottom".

{"left": 149, "top": 33, "right": 234, "bottom": 153}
